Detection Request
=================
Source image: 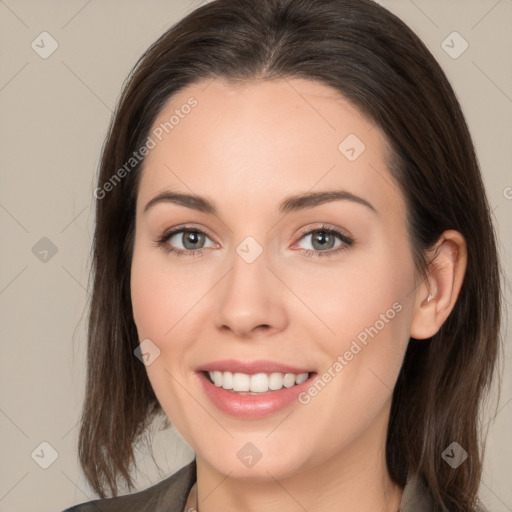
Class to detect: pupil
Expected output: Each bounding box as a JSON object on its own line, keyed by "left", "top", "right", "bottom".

{"left": 183, "top": 231, "right": 204, "bottom": 249}
{"left": 313, "top": 230, "right": 334, "bottom": 250}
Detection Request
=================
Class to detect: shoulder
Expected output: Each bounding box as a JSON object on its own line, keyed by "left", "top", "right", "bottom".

{"left": 61, "top": 459, "right": 196, "bottom": 512}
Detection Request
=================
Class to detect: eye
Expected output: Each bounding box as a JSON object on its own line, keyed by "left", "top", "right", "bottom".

{"left": 155, "top": 226, "right": 217, "bottom": 257}
{"left": 294, "top": 225, "right": 354, "bottom": 258}
{"left": 155, "top": 224, "right": 354, "bottom": 259}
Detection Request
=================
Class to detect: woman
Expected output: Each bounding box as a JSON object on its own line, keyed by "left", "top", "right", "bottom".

{"left": 63, "top": 0, "right": 502, "bottom": 510}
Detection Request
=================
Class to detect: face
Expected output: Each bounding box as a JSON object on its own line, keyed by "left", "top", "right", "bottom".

{"left": 130, "top": 78, "right": 419, "bottom": 480}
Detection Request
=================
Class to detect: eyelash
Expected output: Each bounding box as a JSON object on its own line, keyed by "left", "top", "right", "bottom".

{"left": 154, "top": 224, "right": 354, "bottom": 259}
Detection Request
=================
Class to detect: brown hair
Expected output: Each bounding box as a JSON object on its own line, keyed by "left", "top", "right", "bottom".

{"left": 79, "top": 0, "right": 502, "bottom": 509}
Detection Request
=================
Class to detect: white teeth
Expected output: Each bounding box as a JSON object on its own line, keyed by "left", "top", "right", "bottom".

{"left": 268, "top": 372, "right": 283, "bottom": 390}
{"left": 221, "top": 371, "right": 233, "bottom": 390}
{"left": 295, "top": 372, "right": 308, "bottom": 384}
{"left": 250, "top": 373, "right": 268, "bottom": 392}
{"left": 233, "top": 372, "right": 250, "bottom": 391}
{"left": 207, "top": 371, "right": 310, "bottom": 392}
{"left": 283, "top": 373, "right": 296, "bottom": 388}
{"left": 212, "top": 370, "right": 223, "bottom": 387}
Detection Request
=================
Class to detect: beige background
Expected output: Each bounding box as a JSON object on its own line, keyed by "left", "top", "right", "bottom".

{"left": 0, "top": 0, "right": 511, "bottom": 510}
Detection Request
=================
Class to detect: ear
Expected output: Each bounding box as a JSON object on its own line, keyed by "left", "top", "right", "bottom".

{"left": 409, "top": 230, "right": 467, "bottom": 340}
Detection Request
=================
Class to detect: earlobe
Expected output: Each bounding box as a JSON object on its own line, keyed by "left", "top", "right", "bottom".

{"left": 409, "top": 230, "right": 467, "bottom": 340}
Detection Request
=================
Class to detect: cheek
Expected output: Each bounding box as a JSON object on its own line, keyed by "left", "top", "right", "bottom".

{"left": 295, "top": 271, "right": 412, "bottom": 460}
{"left": 131, "top": 271, "right": 168, "bottom": 341}
{"left": 130, "top": 246, "right": 201, "bottom": 432}
{"left": 302, "top": 239, "right": 414, "bottom": 395}
{"left": 130, "top": 244, "right": 201, "bottom": 340}
{"left": 130, "top": 264, "right": 171, "bottom": 339}
{"left": 130, "top": 243, "right": 210, "bottom": 403}
{"left": 296, "top": 249, "right": 412, "bottom": 348}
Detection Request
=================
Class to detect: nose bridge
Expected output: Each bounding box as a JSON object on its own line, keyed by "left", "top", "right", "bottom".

{"left": 213, "top": 237, "right": 287, "bottom": 337}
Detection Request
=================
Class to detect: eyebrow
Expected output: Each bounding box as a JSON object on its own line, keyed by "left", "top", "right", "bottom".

{"left": 279, "top": 190, "right": 377, "bottom": 215}
{"left": 143, "top": 189, "right": 377, "bottom": 215}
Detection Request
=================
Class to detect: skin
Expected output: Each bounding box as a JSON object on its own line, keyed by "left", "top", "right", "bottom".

{"left": 130, "top": 77, "right": 467, "bottom": 512}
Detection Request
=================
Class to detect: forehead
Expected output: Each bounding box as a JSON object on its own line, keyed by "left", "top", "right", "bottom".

{"left": 137, "top": 77, "right": 403, "bottom": 219}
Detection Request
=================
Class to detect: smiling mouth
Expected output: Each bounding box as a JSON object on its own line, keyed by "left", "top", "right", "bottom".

{"left": 204, "top": 370, "right": 315, "bottom": 394}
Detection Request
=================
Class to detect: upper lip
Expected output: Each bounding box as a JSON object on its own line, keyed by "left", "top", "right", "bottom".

{"left": 196, "top": 359, "right": 314, "bottom": 375}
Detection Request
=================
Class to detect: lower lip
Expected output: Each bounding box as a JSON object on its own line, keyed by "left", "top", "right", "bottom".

{"left": 197, "top": 371, "right": 316, "bottom": 419}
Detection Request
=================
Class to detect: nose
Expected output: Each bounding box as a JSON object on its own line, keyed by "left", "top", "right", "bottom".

{"left": 213, "top": 248, "right": 288, "bottom": 339}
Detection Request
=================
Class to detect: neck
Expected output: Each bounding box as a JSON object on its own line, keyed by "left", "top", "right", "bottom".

{"left": 188, "top": 408, "right": 403, "bottom": 512}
